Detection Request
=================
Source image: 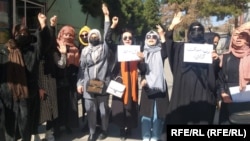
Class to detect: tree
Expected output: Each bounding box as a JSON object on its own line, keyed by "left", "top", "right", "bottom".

{"left": 160, "top": 0, "right": 250, "bottom": 41}
{"left": 79, "top": 0, "right": 147, "bottom": 42}
{"left": 119, "top": 0, "right": 146, "bottom": 41}
{"left": 143, "top": 0, "right": 161, "bottom": 31}
{"left": 78, "top": 0, "right": 103, "bottom": 25}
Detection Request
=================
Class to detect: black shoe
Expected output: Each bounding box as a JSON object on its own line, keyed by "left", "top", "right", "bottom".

{"left": 98, "top": 131, "right": 107, "bottom": 140}
{"left": 126, "top": 128, "right": 131, "bottom": 136}
{"left": 120, "top": 128, "right": 126, "bottom": 140}
{"left": 88, "top": 134, "right": 95, "bottom": 141}
{"left": 53, "top": 128, "right": 61, "bottom": 139}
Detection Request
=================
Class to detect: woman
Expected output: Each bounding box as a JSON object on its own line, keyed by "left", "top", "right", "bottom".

{"left": 0, "top": 39, "right": 29, "bottom": 141}
{"left": 139, "top": 26, "right": 170, "bottom": 141}
{"left": 77, "top": 4, "right": 110, "bottom": 141}
{"left": 166, "top": 13, "right": 219, "bottom": 125}
{"left": 55, "top": 25, "right": 80, "bottom": 137}
{"left": 12, "top": 23, "right": 40, "bottom": 141}
{"left": 105, "top": 16, "right": 142, "bottom": 140}
{"left": 218, "top": 22, "right": 250, "bottom": 124}
{"left": 37, "top": 13, "right": 67, "bottom": 141}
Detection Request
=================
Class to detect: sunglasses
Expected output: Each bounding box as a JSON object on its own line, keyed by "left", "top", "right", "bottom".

{"left": 146, "top": 34, "right": 158, "bottom": 40}
{"left": 123, "top": 36, "right": 132, "bottom": 41}
{"left": 80, "top": 33, "right": 88, "bottom": 38}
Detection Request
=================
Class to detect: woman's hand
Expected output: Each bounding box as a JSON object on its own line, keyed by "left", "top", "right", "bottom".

{"left": 156, "top": 24, "right": 165, "bottom": 36}
{"left": 169, "top": 11, "right": 182, "bottom": 30}
{"left": 221, "top": 92, "right": 232, "bottom": 103}
{"left": 50, "top": 15, "right": 57, "bottom": 27}
{"left": 39, "top": 88, "right": 47, "bottom": 100}
{"left": 38, "top": 13, "right": 46, "bottom": 29}
{"left": 140, "top": 79, "right": 147, "bottom": 87}
{"left": 212, "top": 50, "right": 219, "bottom": 60}
{"left": 57, "top": 39, "right": 67, "bottom": 54}
{"left": 77, "top": 86, "right": 84, "bottom": 94}
{"left": 111, "top": 16, "right": 119, "bottom": 29}
{"left": 156, "top": 24, "right": 166, "bottom": 42}
{"left": 102, "top": 3, "right": 109, "bottom": 16}
{"left": 137, "top": 52, "right": 144, "bottom": 61}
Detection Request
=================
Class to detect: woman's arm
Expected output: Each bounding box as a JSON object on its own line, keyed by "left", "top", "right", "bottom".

{"left": 105, "top": 16, "right": 119, "bottom": 52}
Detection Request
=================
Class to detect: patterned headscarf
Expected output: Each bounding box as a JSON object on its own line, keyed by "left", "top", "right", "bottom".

{"left": 57, "top": 25, "right": 79, "bottom": 67}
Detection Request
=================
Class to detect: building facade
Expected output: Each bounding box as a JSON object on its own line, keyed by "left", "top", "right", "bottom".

{"left": 0, "top": 0, "right": 101, "bottom": 47}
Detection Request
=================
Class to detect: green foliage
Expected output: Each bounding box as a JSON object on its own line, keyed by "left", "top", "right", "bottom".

{"left": 78, "top": 0, "right": 103, "bottom": 17}
{"left": 119, "top": 0, "right": 145, "bottom": 38}
{"left": 143, "top": 0, "right": 161, "bottom": 31}
{"left": 167, "top": 0, "right": 250, "bottom": 22}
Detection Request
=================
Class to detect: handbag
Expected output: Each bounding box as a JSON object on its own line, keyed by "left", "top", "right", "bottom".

{"left": 86, "top": 79, "right": 106, "bottom": 95}
{"left": 106, "top": 76, "right": 125, "bottom": 98}
{"left": 227, "top": 102, "right": 250, "bottom": 124}
{"left": 85, "top": 55, "right": 106, "bottom": 95}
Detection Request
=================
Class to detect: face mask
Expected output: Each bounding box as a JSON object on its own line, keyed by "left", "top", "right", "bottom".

{"left": 89, "top": 38, "right": 100, "bottom": 46}
{"left": 189, "top": 30, "right": 203, "bottom": 41}
{"left": 15, "top": 35, "right": 31, "bottom": 47}
{"left": 188, "top": 24, "right": 204, "bottom": 43}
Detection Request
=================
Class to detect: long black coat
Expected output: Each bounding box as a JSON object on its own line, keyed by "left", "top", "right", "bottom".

{"left": 166, "top": 30, "right": 219, "bottom": 124}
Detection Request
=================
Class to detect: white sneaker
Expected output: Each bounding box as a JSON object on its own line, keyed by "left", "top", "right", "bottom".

{"left": 143, "top": 139, "right": 150, "bottom": 141}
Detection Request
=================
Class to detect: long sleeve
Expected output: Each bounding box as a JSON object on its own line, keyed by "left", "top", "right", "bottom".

{"left": 54, "top": 52, "right": 66, "bottom": 69}
{"left": 105, "top": 27, "right": 117, "bottom": 52}
{"left": 77, "top": 52, "right": 86, "bottom": 87}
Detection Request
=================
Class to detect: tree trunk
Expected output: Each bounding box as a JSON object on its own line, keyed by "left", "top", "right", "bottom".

{"left": 84, "top": 13, "right": 89, "bottom": 25}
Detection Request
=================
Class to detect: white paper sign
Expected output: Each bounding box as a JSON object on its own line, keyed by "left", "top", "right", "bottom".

{"left": 117, "top": 45, "right": 140, "bottom": 62}
{"left": 184, "top": 43, "right": 213, "bottom": 64}
{"left": 229, "top": 85, "right": 250, "bottom": 102}
{"left": 106, "top": 80, "right": 126, "bottom": 98}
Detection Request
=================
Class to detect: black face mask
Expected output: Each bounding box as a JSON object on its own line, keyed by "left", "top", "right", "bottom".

{"left": 189, "top": 30, "right": 203, "bottom": 41}
{"left": 15, "top": 35, "right": 31, "bottom": 47}
{"left": 188, "top": 24, "right": 204, "bottom": 43}
{"left": 89, "top": 38, "right": 100, "bottom": 46}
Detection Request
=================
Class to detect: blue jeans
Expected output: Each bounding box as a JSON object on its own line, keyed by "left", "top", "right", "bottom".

{"left": 141, "top": 101, "right": 165, "bottom": 141}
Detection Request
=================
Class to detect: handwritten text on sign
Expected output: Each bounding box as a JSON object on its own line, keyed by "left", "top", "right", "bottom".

{"left": 117, "top": 45, "right": 141, "bottom": 62}
{"left": 184, "top": 43, "right": 213, "bottom": 64}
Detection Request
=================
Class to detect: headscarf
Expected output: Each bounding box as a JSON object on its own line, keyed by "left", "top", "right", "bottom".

{"left": 57, "top": 25, "right": 79, "bottom": 67}
{"left": 78, "top": 26, "right": 91, "bottom": 46}
{"left": 82, "top": 29, "right": 104, "bottom": 64}
{"left": 204, "top": 32, "right": 220, "bottom": 50}
{"left": 6, "top": 39, "right": 28, "bottom": 101}
{"left": 221, "top": 22, "right": 250, "bottom": 90}
{"left": 143, "top": 30, "right": 166, "bottom": 92}
{"left": 188, "top": 22, "right": 206, "bottom": 43}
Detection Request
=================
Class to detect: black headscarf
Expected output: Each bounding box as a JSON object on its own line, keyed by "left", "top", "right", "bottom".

{"left": 204, "top": 32, "right": 220, "bottom": 49}
{"left": 187, "top": 22, "right": 205, "bottom": 43}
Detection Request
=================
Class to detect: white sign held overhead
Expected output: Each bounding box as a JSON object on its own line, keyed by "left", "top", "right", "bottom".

{"left": 183, "top": 43, "right": 213, "bottom": 64}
